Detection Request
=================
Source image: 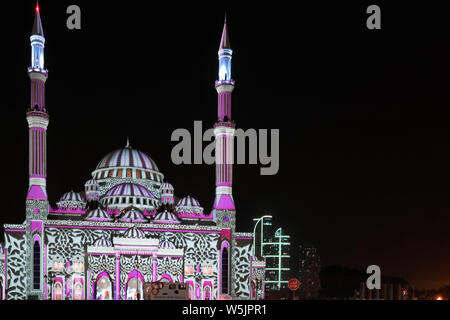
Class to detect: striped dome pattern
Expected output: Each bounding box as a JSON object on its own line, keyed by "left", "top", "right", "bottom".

{"left": 93, "top": 238, "right": 113, "bottom": 247}
{"left": 105, "top": 182, "right": 155, "bottom": 198}
{"left": 96, "top": 147, "right": 159, "bottom": 171}
{"left": 84, "top": 179, "right": 99, "bottom": 187}
{"left": 177, "top": 195, "right": 201, "bottom": 207}
{"left": 118, "top": 207, "right": 147, "bottom": 223}
{"left": 123, "top": 226, "right": 146, "bottom": 238}
{"left": 59, "top": 191, "right": 84, "bottom": 203}
{"left": 85, "top": 208, "right": 113, "bottom": 221}
{"left": 153, "top": 210, "right": 180, "bottom": 224}
{"left": 161, "top": 182, "right": 174, "bottom": 191}
{"left": 57, "top": 191, "right": 86, "bottom": 209}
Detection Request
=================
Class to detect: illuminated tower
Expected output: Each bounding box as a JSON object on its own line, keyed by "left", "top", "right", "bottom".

{"left": 25, "top": 3, "right": 49, "bottom": 299}
{"left": 213, "top": 16, "right": 236, "bottom": 226}
{"left": 26, "top": 3, "right": 48, "bottom": 202}
{"left": 213, "top": 16, "right": 236, "bottom": 300}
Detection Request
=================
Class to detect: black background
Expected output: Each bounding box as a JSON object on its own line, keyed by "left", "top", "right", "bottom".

{"left": 1, "top": 1, "right": 450, "bottom": 290}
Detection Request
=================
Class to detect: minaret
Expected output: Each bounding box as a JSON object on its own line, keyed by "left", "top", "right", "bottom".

{"left": 213, "top": 16, "right": 236, "bottom": 220}
{"left": 25, "top": 3, "right": 49, "bottom": 299}
{"left": 26, "top": 3, "right": 49, "bottom": 202}
{"left": 213, "top": 16, "right": 236, "bottom": 299}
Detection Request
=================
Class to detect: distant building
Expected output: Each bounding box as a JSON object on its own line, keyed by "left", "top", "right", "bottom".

{"left": 298, "top": 245, "right": 321, "bottom": 298}
{"left": 252, "top": 216, "right": 291, "bottom": 295}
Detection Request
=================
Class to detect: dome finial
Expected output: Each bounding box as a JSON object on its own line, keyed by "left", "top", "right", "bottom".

{"left": 126, "top": 137, "right": 130, "bottom": 148}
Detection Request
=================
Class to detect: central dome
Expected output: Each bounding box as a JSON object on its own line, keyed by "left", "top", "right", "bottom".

{"left": 96, "top": 145, "right": 159, "bottom": 171}
{"left": 91, "top": 141, "right": 164, "bottom": 197}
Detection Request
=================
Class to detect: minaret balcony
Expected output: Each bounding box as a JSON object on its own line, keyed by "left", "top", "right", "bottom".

{"left": 28, "top": 67, "right": 48, "bottom": 76}
{"left": 215, "top": 79, "right": 235, "bottom": 87}
{"left": 214, "top": 120, "right": 236, "bottom": 128}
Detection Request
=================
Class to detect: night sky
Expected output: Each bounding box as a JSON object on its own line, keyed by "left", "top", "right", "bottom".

{"left": 1, "top": 1, "right": 450, "bottom": 290}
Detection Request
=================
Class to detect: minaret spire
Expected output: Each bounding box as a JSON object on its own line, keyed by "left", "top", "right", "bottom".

{"left": 32, "top": 2, "right": 44, "bottom": 36}
{"left": 219, "top": 15, "right": 231, "bottom": 50}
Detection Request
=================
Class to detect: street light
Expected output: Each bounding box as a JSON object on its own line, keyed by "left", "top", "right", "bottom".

{"left": 252, "top": 215, "right": 272, "bottom": 256}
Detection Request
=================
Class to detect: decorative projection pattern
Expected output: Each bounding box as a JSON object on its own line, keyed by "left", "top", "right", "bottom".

{"left": 5, "top": 233, "right": 27, "bottom": 300}
{"left": 151, "top": 231, "right": 220, "bottom": 299}
{"left": 233, "top": 242, "right": 251, "bottom": 298}
{"left": 45, "top": 227, "right": 111, "bottom": 263}
{"left": 88, "top": 255, "right": 116, "bottom": 282}
{"left": 156, "top": 256, "right": 183, "bottom": 281}
{"left": 11, "top": 226, "right": 226, "bottom": 300}
{"left": 25, "top": 199, "right": 49, "bottom": 220}
{"left": 119, "top": 255, "right": 153, "bottom": 299}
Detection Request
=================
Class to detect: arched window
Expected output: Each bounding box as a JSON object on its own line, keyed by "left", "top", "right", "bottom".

{"left": 126, "top": 277, "right": 143, "bottom": 300}
{"left": 221, "top": 245, "right": 229, "bottom": 294}
{"left": 188, "top": 284, "right": 194, "bottom": 300}
{"left": 33, "top": 241, "right": 40, "bottom": 289}
{"left": 127, "top": 169, "right": 132, "bottom": 177}
{"left": 73, "top": 282, "right": 83, "bottom": 300}
{"left": 54, "top": 282, "right": 63, "bottom": 300}
{"left": 204, "top": 286, "right": 211, "bottom": 300}
{"left": 96, "top": 274, "right": 112, "bottom": 300}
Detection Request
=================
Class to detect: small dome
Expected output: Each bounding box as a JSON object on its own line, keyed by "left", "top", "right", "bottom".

{"left": 123, "top": 226, "right": 146, "bottom": 238}
{"left": 85, "top": 179, "right": 99, "bottom": 187}
{"left": 85, "top": 208, "right": 113, "bottom": 221}
{"left": 85, "top": 179, "right": 100, "bottom": 201}
{"left": 153, "top": 210, "right": 180, "bottom": 224}
{"left": 176, "top": 195, "right": 203, "bottom": 214}
{"left": 159, "top": 239, "right": 176, "bottom": 249}
{"left": 161, "top": 182, "right": 174, "bottom": 191}
{"left": 57, "top": 191, "right": 86, "bottom": 210}
{"left": 93, "top": 238, "right": 113, "bottom": 247}
{"left": 177, "top": 195, "right": 201, "bottom": 207}
{"left": 161, "top": 182, "right": 174, "bottom": 204}
{"left": 118, "top": 207, "right": 147, "bottom": 223}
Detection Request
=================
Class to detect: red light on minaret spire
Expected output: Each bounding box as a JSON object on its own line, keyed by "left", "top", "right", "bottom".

{"left": 36, "top": 3, "right": 39, "bottom": 13}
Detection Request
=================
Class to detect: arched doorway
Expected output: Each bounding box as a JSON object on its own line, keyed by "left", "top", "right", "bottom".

{"left": 54, "top": 282, "right": 63, "bottom": 300}
{"left": 204, "top": 286, "right": 212, "bottom": 300}
{"left": 96, "top": 273, "right": 112, "bottom": 300}
{"left": 73, "top": 281, "right": 83, "bottom": 300}
{"left": 126, "top": 270, "right": 143, "bottom": 300}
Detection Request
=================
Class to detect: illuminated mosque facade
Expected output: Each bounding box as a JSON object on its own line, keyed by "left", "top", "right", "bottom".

{"left": 0, "top": 6, "right": 266, "bottom": 300}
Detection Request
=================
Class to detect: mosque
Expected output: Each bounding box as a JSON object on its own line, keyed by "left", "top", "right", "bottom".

{"left": 0, "top": 5, "right": 265, "bottom": 300}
